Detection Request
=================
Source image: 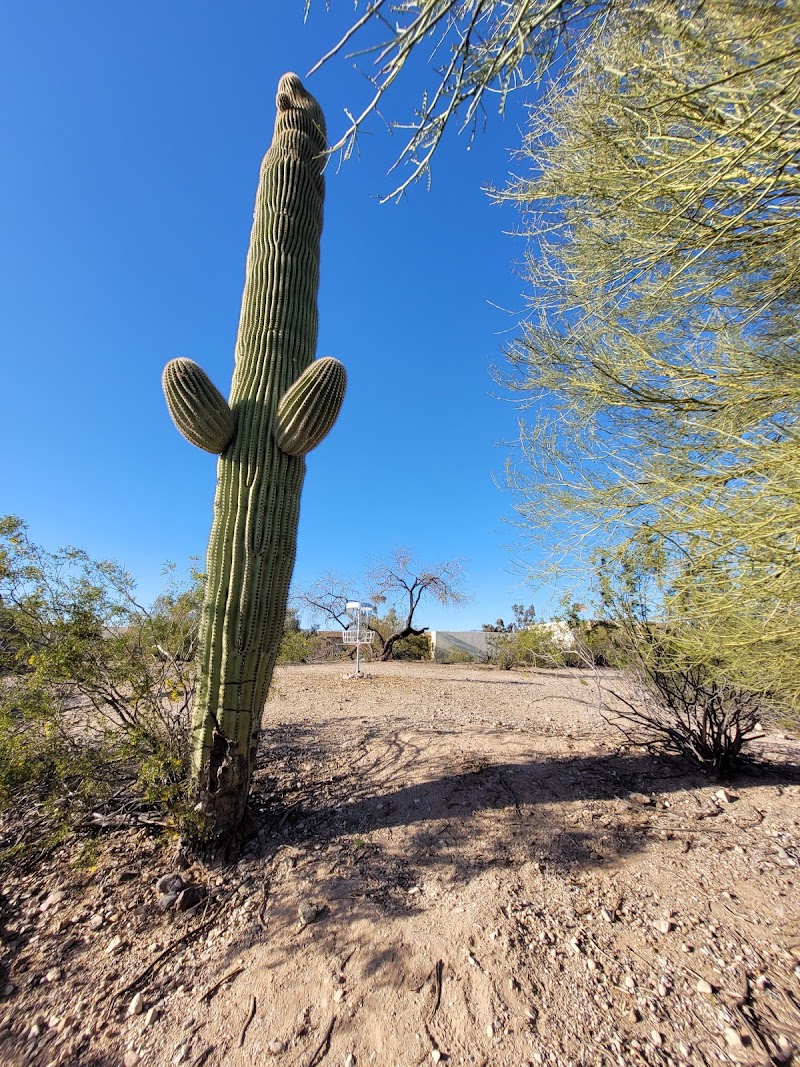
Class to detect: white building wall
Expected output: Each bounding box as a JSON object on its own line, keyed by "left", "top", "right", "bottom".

{"left": 429, "top": 630, "right": 492, "bottom": 661}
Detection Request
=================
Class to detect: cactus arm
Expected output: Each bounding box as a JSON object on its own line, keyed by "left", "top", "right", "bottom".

{"left": 162, "top": 358, "right": 235, "bottom": 454}
{"left": 275, "top": 356, "right": 347, "bottom": 456}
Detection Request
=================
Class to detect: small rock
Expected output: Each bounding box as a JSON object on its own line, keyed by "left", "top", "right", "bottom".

{"left": 696, "top": 979, "right": 714, "bottom": 995}
{"left": 345, "top": 1055, "right": 356, "bottom": 1067}
{"left": 629, "top": 792, "right": 652, "bottom": 806}
{"left": 431, "top": 1051, "right": 441, "bottom": 1064}
{"left": 724, "top": 1027, "right": 745, "bottom": 1050}
{"left": 124, "top": 1052, "right": 140, "bottom": 1067}
{"left": 332, "top": 988, "right": 344, "bottom": 1003}
{"left": 600, "top": 908, "right": 615, "bottom": 924}
{"left": 172, "top": 1045, "right": 189, "bottom": 1065}
{"left": 40, "top": 890, "right": 66, "bottom": 913}
{"left": 156, "top": 874, "right": 186, "bottom": 895}
{"left": 714, "top": 788, "right": 738, "bottom": 804}
{"left": 486, "top": 1023, "right": 494, "bottom": 1038}
{"left": 298, "top": 902, "right": 321, "bottom": 928}
{"left": 144, "top": 1007, "right": 159, "bottom": 1027}
{"left": 127, "top": 993, "right": 145, "bottom": 1017}
{"left": 624, "top": 976, "right": 636, "bottom": 991}
{"left": 45, "top": 968, "right": 61, "bottom": 983}
{"left": 88, "top": 913, "right": 104, "bottom": 930}
{"left": 175, "top": 885, "right": 206, "bottom": 912}
{"left": 628, "top": 1007, "right": 640, "bottom": 1023}
{"left": 653, "top": 919, "right": 674, "bottom": 934}
{"left": 777, "top": 1036, "right": 793, "bottom": 1059}
{"left": 650, "top": 1031, "right": 663, "bottom": 1047}
{"left": 105, "top": 935, "right": 124, "bottom": 956}
{"left": 268, "top": 1039, "right": 287, "bottom": 1054}
{"left": 158, "top": 893, "right": 179, "bottom": 911}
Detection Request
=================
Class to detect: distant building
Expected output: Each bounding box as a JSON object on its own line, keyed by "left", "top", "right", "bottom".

{"left": 428, "top": 631, "right": 492, "bottom": 662}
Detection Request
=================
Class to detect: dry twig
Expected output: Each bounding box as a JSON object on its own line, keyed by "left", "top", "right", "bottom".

{"left": 238, "top": 995, "right": 256, "bottom": 1048}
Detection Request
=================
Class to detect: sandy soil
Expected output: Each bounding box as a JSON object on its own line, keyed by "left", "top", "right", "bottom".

{"left": 1, "top": 662, "right": 799, "bottom": 1067}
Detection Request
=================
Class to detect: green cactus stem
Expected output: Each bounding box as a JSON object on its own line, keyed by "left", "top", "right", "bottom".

{"left": 162, "top": 72, "right": 346, "bottom": 846}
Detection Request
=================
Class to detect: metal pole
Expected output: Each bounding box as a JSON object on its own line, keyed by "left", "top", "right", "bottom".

{"left": 355, "top": 604, "right": 361, "bottom": 675}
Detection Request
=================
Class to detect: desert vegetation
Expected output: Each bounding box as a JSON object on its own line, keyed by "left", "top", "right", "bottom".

{"left": 2, "top": 3, "right": 799, "bottom": 1064}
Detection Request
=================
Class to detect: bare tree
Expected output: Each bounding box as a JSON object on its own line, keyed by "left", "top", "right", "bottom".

{"left": 296, "top": 549, "right": 468, "bottom": 660}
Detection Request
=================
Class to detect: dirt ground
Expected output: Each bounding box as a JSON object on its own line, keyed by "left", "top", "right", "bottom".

{"left": 1, "top": 661, "right": 799, "bottom": 1067}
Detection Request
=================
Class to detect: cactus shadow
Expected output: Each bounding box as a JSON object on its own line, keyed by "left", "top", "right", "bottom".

{"left": 237, "top": 727, "right": 800, "bottom": 940}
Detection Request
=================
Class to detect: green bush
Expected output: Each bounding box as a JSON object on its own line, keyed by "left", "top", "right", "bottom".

{"left": 390, "top": 632, "right": 431, "bottom": 660}
{"left": 0, "top": 516, "right": 197, "bottom": 845}
{"left": 438, "top": 645, "right": 475, "bottom": 664}
{"left": 487, "top": 627, "right": 565, "bottom": 670}
{"left": 277, "top": 627, "right": 320, "bottom": 664}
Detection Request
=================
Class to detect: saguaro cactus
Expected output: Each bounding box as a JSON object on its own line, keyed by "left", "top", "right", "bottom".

{"left": 162, "top": 73, "right": 346, "bottom": 845}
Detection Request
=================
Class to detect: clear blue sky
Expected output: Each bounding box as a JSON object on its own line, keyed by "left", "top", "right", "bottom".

{"left": 1, "top": 1, "right": 555, "bottom": 631}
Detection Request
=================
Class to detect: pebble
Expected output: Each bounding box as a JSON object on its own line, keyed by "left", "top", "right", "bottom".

{"left": 88, "top": 913, "right": 104, "bottom": 930}
{"left": 106, "top": 935, "right": 124, "bottom": 956}
{"left": 600, "top": 908, "right": 615, "bottom": 923}
{"left": 629, "top": 793, "right": 652, "bottom": 806}
{"left": 144, "top": 1007, "right": 158, "bottom": 1027}
{"left": 345, "top": 1055, "right": 356, "bottom": 1067}
{"left": 332, "top": 988, "right": 345, "bottom": 1003}
{"left": 696, "top": 979, "right": 714, "bottom": 995}
{"left": 431, "top": 1051, "right": 441, "bottom": 1064}
{"left": 298, "top": 902, "right": 320, "bottom": 927}
{"left": 650, "top": 1031, "right": 663, "bottom": 1047}
{"left": 40, "top": 890, "right": 66, "bottom": 913}
{"left": 268, "top": 1039, "right": 287, "bottom": 1054}
{"left": 653, "top": 919, "right": 673, "bottom": 934}
{"left": 486, "top": 1023, "right": 494, "bottom": 1038}
{"left": 714, "top": 789, "right": 738, "bottom": 804}
{"left": 156, "top": 874, "right": 186, "bottom": 895}
{"left": 124, "top": 1052, "right": 140, "bottom": 1067}
{"left": 724, "top": 1027, "right": 745, "bottom": 1049}
{"left": 127, "top": 993, "right": 145, "bottom": 1018}
{"left": 176, "top": 885, "right": 206, "bottom": 912}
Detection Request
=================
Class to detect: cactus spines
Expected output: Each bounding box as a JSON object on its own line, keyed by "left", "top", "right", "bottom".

{"left": 162, "top": 358, "right": 235, "bottom": 454}
{"left": 162, "top": 73, "right": 344, "bottom": 846}
{"left": 275, "top": 356, "right": 347, "bottom": 456}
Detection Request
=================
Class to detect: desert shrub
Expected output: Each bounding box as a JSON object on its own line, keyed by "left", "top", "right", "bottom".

{"left": 487, "top": 626, "right": 565, "bottom": 670}
{"left": 442, "top": 646, "right": 475, "bottom": 664}
{"left": 604, "top": 630, "right": 764, "bottom": 775}
{"left": 597, "top": 548, "right": 765, "bottom": 774}
{"left": 391, "top": 632, "right": 431, "bottom": 660}
{"left": 277, "top": 627, "right": 320, "bottom": 664}
{"left": 0, "top": 516, "right": 197, "bottom": 837}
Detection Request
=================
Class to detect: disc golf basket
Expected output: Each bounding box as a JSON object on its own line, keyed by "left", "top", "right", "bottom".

{"left": 342, "top": 601, "right": 376, "bottom": 675}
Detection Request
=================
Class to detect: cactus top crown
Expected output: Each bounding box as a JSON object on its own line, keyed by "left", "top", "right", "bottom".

{"left": 272, "top": 72, "right": 327, "bottom": 173}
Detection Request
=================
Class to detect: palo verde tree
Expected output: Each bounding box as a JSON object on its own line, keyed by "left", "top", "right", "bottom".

{"left": 297, "top": 549, "right": 468, "bottom": 660}
{"left": 495, "top": 3, "right": 800, "bottom": 711}
{"left": 310, "top": 0, "right": 613, "bottom": 199}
